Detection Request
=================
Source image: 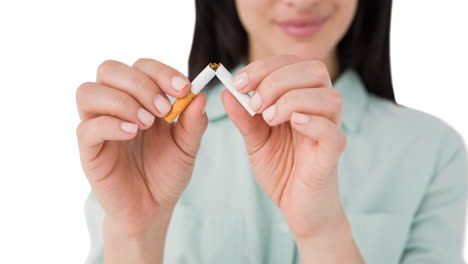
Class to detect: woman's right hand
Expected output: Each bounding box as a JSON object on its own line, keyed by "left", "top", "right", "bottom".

{"left": 75, "top": 58, "right": 208, "bottom": 237}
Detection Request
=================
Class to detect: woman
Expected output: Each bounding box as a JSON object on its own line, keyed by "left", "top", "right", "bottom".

{"left": 76, "top": 0, "right": 467, "bottom": 263}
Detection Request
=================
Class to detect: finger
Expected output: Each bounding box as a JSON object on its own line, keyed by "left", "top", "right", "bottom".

{"left": 76, "top": 115, "right": 139, "bottom": 164}
{"left": 95, "top": 60, "right": 176, "bottom": 118}
{"left": 132, "top": 58, "right": 191, "bottom": 98}
{"left": 221, "top": 89, "right": 270, "bottom": 155}
{"left": 250, "top": 60, "right": 333, "bottom": 113}
{"left": 290, "top": 114, "right": 347, "bottom": 164}
{"left": 261, "top": 88, "right": 343, "bottom": 126}
{"left": 76, "top": 82, "right": 155, "bottom": 129}
{"left": 172, "top": 93, "right": 209, "bottom": 158}
{"left": 232, "top": 54, "right": 303, "bottom": 93}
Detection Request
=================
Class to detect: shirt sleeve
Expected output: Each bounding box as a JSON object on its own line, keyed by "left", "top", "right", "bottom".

{"left": 84, "top": 190, "right": 105, "bottom": 264}
{"left": 400, "top": 126, "right": 468, "bottom": 263}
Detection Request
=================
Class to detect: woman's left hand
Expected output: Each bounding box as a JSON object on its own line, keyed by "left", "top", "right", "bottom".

{"left": 222, "top": 55, "right": 349, "bottom": 241}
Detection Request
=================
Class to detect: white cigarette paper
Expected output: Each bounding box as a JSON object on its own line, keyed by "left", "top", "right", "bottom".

{"left": 215, "top": 64, "right": 256, "bottom": 116}
{"left": 165, "top": 63, "right": 255, "bottom": 123}
{"left": 191, "top": 64, "right": 217, "bottom": 94}
{"left": 164, "top": 64, "right": 217, "bottom": 123}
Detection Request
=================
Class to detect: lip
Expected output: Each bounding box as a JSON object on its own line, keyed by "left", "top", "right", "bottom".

{"left": 277, "top": 17, "right": 327, "bottom": 37}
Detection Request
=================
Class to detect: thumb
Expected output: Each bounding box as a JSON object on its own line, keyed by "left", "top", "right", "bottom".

{"left": 221, "top": 89, "right": 270, "bottom": 154}
{"left": 172, "top": 93, "right": 209, "bottom": 157}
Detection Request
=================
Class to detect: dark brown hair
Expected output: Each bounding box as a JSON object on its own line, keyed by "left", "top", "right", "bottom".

{"left": 188, "top": 0, "right": 396, "bottom": 103}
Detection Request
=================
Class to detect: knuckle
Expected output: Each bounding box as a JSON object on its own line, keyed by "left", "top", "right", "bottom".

{"left": 75, "top": 82, "right": 94, "bottom": 104}
{"left": 338, "top": 131, "right": 347, "bottom": 151}
{"left": 111, "top": 92, "right": 131, "bottom": 112}
{"left": 115, "top": 91, "right": 131, "bottom": 106}
{"left": 157, "top": 64, "right": 175, "bottom": 77}
{"left": 75, "top": 122, "right": 84, "bottom": 139}
{"left": 266, "top": 70, "right": 281, "bottom": 91}
{"left": 327, "top": 88, "right": 343, "bottom": 111}
{"left": 319, "top": 118, "right": 334, "bottom": 135}
{"left": 133, "top": 74, "right": 152, "bottom": 92}
{"left": 133, "top": 58, "right": 149, "bottom": 67}
{"left": 280, "top": 92, "right": 296, "bottom": 111}
{"left": 304, "top": 60, "right": 328, "bottom": 80}
{"left": 97, "top": 60, "right": 118, "bottom": 76}
{"left": 108, "top": 96, "right": 134, "bottom": 121}
{"left": 250, "top": 59, "right": 267, "bottom": 72}
{"left": 133, "top": 57, "right": 157, "bottom": 68}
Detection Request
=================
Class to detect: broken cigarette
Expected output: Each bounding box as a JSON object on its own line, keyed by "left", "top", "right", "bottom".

{"left": 215, "top": 64, "right": 256, "bottom": 116}
{"left": 164, "top": 63, "right": 256, "bottom": 123}
{"left": 164, "top": 63, "right": 218, "bottom": 123}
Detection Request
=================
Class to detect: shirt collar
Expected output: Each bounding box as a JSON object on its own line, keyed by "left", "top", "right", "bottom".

{"left": 202, "top": 63, "right": 369, "bottom": 132}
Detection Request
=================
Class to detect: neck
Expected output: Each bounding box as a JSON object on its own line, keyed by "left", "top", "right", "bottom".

{"left": 247, "top": 43, "right": 341, "bottom": 83}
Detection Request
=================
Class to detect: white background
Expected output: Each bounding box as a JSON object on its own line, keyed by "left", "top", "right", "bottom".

{"left": 0, "top": 0, "right": 467, "bottom": 263}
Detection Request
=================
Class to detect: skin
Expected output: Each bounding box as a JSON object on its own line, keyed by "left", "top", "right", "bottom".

{"left": 75, "top": 0, "right": 364, "bottom": 263}
{"left": 226, "top": 0, "right": 364, "bottom": 262}
{"left": 76, "top": 59, "right": 209, "bottom": 262}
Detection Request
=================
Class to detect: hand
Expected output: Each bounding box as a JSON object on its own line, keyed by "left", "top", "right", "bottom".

{"left": 76, "top": 58, "right": 208, "bottom": 236}
{"left": 222, "top": 55, "right": 348, "bottom": 239}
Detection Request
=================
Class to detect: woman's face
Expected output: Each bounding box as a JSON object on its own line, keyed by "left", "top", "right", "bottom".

{"left": 235, "top": 0, "right": 358, "bottom": 62}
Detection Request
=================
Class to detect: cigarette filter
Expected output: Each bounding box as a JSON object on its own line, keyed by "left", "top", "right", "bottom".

{"left": 215, "top": 64, "right": 256, "bottom": 116}
{"left": 164, "top": 64, "right": 217, "bottom": 123}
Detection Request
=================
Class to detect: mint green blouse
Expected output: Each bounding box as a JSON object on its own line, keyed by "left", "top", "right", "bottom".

{"left": 84, "top": 64, "right": 468, "bottom": 263}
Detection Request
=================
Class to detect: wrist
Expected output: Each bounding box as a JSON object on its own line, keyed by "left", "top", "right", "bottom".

{"left": 104, "top": 204, "right": 175, "bottom": 237}
{"left": 103, "top": 206, "right": 175, "bottom": 264}
{"left": 295, "top": 216, "right": 364, "bottom": 264}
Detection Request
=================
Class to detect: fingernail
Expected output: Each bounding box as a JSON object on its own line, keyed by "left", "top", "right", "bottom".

{"left": 233, "top": 72, "right": 248, "bottom": 91}
{"left": 249, "top": 92, "right": 262, "bottom": 112}
{"left": 154, "top": 94, "right": 172, "bottom": 115}
{"left": 291, "top": 112, "right": 310, "bottom": 124}
{"left": 262, "top": 105, "right": 276, "bottom": 123}
{"left": 137, "top": 108, "right": 155, "bottom": 126}
{"left": 171, "top": 76, "right": 190, "bottom": 92}
{"left": 121, "top": 122, "right": 138, "bottom": 133}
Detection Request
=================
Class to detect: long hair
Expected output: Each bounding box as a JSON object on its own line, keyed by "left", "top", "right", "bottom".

{"left": 188, "top": 0, "right": 396, "bottom": 103}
